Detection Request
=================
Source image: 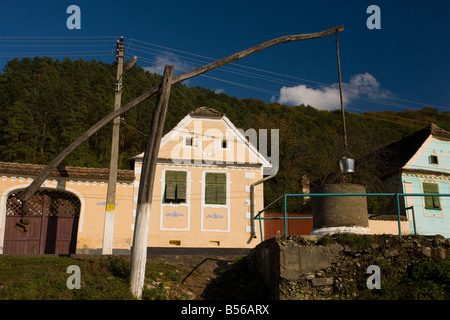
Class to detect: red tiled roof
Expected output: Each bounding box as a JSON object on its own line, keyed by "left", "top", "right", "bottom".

{"left": 0, "top": 162, "right": 135, "bottom": 182}
{"left": 189, "top": 106, "right": 224, "bottom": 119}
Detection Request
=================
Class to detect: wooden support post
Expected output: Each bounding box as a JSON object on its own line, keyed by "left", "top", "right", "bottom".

{"left": 102, "top": 36, "right": 124, "bottom": 255}
{"left": 18, "top": 25, "right": 344, "bottom": 202}
{"left": 129, "top": 65, "right": 174, "bottom": 299}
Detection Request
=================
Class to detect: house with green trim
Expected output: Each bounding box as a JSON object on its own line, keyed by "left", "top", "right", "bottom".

{"left": 359, "top": 123, "right": 450, "bottom": 238}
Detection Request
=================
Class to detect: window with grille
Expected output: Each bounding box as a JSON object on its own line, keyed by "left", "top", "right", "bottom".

{"left": 164, "top": 171, "right": 187, "bottom": 203}
{"left": 423, "top": 182, "right": 441, "bottom": 210}
{"left": 205, "top": 172, "right": 227, "bottom": 205}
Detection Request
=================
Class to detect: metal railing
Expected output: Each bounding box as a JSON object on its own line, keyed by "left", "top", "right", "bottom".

{"left": 254, "top": 192, "right": 450, "bottom": 241}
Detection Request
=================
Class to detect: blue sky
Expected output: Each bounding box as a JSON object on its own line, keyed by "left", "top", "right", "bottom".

{"left": 0, "top": 0, "right": 448, "bottom": 113}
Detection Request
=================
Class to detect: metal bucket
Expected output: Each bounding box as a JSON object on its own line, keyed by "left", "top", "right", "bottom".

{"left": 339, "top": 157, "right": 355, "bottom": 173}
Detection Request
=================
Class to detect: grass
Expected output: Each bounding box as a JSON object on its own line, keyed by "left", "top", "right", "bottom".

{"left": 0, "top": 255, "right": 267, "bottom": 300}
{"left": 0, "top": 255, "right": 135, "bottom": 300}
{"left": 0, "top": 255, "right": 196, "bottom": 300}
{"left": 0, "top": 254, "right": 271, "bottom": 300}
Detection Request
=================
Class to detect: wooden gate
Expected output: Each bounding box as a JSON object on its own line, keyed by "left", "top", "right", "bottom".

{"left": 3, "top": 190, "right": 80, "bottom": 255}
{"left": 263, "top": 212, "right": 313, "bottom": 240}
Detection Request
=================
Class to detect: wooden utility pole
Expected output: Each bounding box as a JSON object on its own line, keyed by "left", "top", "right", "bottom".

{"left": 17, "top": 25, "right": 344, "bottom": 204}
{"left": 335, "top": 31, "right": 348, "bottom": 151}
{"left": 102, "top": 36, "right": 124, "bottom": 255}
{"left": 129, "top": 65, "right": 174, "bottom": 299}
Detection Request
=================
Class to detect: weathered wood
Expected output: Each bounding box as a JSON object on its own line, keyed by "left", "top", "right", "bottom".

{"left": 18, "top": 25, "right": 344, "bottom": 202}
{"left": 173, "top": 25, "right": 344, "bottom": 84}
{"left": 102, "top": 37, "right": 125, "bottom": 255}
{"left": 129, "top": 65, "right": 174, "bottom": 299}
{"left": 335, "top": 31, "right": 348, "bottom": 151}
{"left": 17, "top": 86, "right": 159, "bottom": 202}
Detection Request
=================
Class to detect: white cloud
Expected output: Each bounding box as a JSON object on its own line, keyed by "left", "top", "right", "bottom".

{"left": 143, "top": 52, "right": 195, "bottom": 76}
{"left": 347, "top": 72, "right": 391, "bottom": 99}
{"left": 277, "top": 72, "right": 391, "bottom": 110}
{"left": 215, "top": 88, "right": 225, "bottom": 94}
{"left": 278, "top": 83, "right": 344, "bottom": 110}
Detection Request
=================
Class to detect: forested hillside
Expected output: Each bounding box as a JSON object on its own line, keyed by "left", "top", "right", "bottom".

{"left": 1, "top": 57, "right": 449, "bottom": 205}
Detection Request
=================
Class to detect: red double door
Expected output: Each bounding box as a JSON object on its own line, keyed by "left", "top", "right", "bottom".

{"left": 3, "top": 190, "right": 80, "bottom": 255}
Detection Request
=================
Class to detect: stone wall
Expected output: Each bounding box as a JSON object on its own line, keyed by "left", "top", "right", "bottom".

{"left": 252, "top": 234, "right": 450, "bottom": 299}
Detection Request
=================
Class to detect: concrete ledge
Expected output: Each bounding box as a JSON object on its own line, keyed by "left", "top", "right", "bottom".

{"left": 310, "top": 226, "right": 371, "bottom": 235}
{"left": 75, "top": 247, "right": 251, "bottom": 256}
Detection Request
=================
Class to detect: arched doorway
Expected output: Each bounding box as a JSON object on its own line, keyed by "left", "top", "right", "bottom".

{"left": 3, "top": 189, "right": 81, "bottom": 255}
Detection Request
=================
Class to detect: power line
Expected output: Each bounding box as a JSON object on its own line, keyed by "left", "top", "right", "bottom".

{"left": 136, "top": 57, "right": 449, "bottom": 121}
{"left": 0, "top": 51, "right": 112, "bottom": 56}
{"left": 0, "top": 36, "right": 118, "bottom": 39}
{"left": 124, "top": 37, "right": 448, "bottom": 112}
{"left": 0, "top": 36, "right": 118, "bottom": 61}
{"left": 0, "top": 44, "right": 113, "bottom": 47}
{"left": 131, "top": 56, "right": 447, "bottom": 125}
{"left": 1, "top": 36, "right": 447, "bottom": 127}
{"left": 129, "top": 58, "right": 448, "bottom": 130}
{"left": 1, "top": 36, "right": 446, "bottom": 112}
{"left": 3, "top": 35, "right": 446, "bottom": 112}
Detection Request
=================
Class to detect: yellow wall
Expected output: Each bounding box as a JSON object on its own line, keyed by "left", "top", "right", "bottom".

{"left": 368, "top": 219, "right": 410, "bottom": 236}
{"left": 0, "top": 113, "right": 268, "bottom": 253}
{"left": 130, "top": 114, "right": 268, "bottom": 249}
{"left": 132, "top": 161, "right": 264, "bottom": 249}
{"left": 0, "top": 175, "right": 135, "bottom": 254}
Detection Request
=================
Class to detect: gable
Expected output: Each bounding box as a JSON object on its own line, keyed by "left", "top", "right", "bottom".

{"left": 355, "top": 124, "right": 450, "bottom": 179}
{"left": 135, "top": 113, "right": 272, "bottom": 169}
{"left": 403, "top": 136, "right": 450, "bottom": 174}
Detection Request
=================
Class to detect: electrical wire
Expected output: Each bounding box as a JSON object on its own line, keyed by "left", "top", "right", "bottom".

{"left": 0, "top": 36, "right": 118, "bottom": 60}
{"left": 2, "top": 35, "right": 446, "bottom": 112}
{"left": 129, "top": 55, "right": 443, "bottom": 118}
{"left": 130, "top": 57, "right": 445, "bottom": 130}
{"left": 1, "top": 36, "right": 447, "bottom": 130}
{"left": 124, "top": 37, "right": 449, "bottom": 112}
{"left": 0, "top": 51, "right": 112, "bottom": 56}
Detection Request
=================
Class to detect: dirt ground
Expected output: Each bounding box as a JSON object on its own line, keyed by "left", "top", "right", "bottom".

{"left": 147, "top": 254, "right": 240, "bottom": 299}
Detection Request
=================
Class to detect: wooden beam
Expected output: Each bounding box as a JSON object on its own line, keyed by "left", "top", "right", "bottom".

{"left": 173, "top": 25, "right": 344, "bottom": 84}
{"left": 18, "top": 25, "right": 344, "bottom": 202}
{"left": 129, "top": 65, "right": 174, "bottom": 299}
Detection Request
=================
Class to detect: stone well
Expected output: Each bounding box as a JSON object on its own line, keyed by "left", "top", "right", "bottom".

{"left": 310, "top": 183, "right": 370, "bottom": 235}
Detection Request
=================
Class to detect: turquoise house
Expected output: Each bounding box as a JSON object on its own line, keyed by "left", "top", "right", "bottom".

{"left": 360, "top": 124, "right": 450, "bottom": 238}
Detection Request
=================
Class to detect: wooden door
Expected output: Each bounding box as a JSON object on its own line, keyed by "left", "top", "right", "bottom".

{"left": 3, "top": 190, "right": 80, "bottom": 255}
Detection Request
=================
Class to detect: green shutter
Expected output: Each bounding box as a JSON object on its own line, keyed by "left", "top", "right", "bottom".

{"left": 176, "top": 171, "right": 187, "bottom": 202}
{"left": 165, "top": 182, "right": 176, "bottom": 200}
{"left": 165, "top": 171, "right": 187, "bottom": 202}
{"left": 432, "top": 195, "right": 441, "bottom": 208}
{"left": 177, "top": 182, "right": 187, "bottom": 201}
{"left": 166, "top": 171, "right": 176, "bottom": 182}
{"left": 205, "top": 173, "right": 215, "bottom": 184}
{"left": 205, "top": 184, "right": 215, "bottom": 204}
{"left": 423, "top": 182, "right": 440, "bottom": 209}
{"left": 216, "top": 184, "right": 226, "bottom": 204}
{"left": 176, "top": 171, "right": 186, "bottom": 182}
{"left": 204, "top": 172, "right": 227, "bottom": 205}
{"left": 216, "top": 173, "right": 226, "bottom": 184}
